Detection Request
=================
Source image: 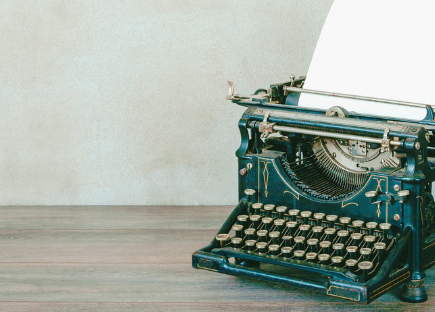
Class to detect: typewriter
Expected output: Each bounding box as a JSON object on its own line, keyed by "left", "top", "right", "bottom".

{"left": 192, "top": 76, "right": 435, "bottom": 303}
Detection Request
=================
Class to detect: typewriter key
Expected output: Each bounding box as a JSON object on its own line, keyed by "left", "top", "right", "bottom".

{"left": 251, "top": 203, "right": 263, "bottom": 215}
{"left": 294, "top": 236, "right": 306, "bottom": 250}
{"left": 346, "top": 259, "right": 358, "bottom": 272}
{"left": 268, "top": 244, "right": 280, "bottom": 255}
{"left": 262, "top": 217, "right": 273, "bottom": 231}
{"left": 237, "top": 215, "right": 249, "bottom": 227}
{"left": 276, "top": 206, "right": 287, "bottom": 218}
{"left": 326, "top": 215, "right": 338, "bottom": 228}
{"left": 256, "top": 242, "right": 268, "bottom": 253}
{"left": 337, "top": 230, "right": 349, "bottom": 244}
{"left": 331, "top": 256, "right": 344, "bottom": 267}
{"left": 249, "top": 215, "right": 262, "bottom": 229}
{"left": 244, "top": 189, "right": 256, "bottom": 209}
{"left": 351, "top": 232, "right": 363, "bottom": 247}
{"left": 319, "top": 241, "right": 332, "bottom": 254}
{"left": 216, "top": 234, "right": 231, "bottom": 248}
{"left": 324, "top": 228, "right": 337, "bottom": 242}
{"left": 257, "top": 230, "right": 268, "bottom": 242}
{"left": 299, "top": 224, "right": 311, "bottom": 237}
{"left": 360, "top": 247, "right": 372, "bottom": 261}
{"left": 346, "top": 246, "right": 358, "bottom": 259}
{"left": 281, "top": 246, "right": 293, "bottom": 257}
{"left": 282, "top": 235, "right": 293, "bottom": 247}
{"left": 288, "top": 209, "right": 300, "bottom": 221}
{"left": 232, "top": 224, "right": 244, "bottom": 238}
{"left": 366, "top": 222, "right": 378, "bottom": 235}
{"left": 364, "top": 235, "right": 376, "bottom": 248}
{"left": 300, "top": 211, "right": 312, "bottom": 224}
{"left": 358, "top": 261, "right": 373, "bottom": 281}
{"left": 293, "top": 250, "right": 305, "bottom": 260}
{"left": 379, "top": 223, "right": 391, "bottom": 244}
{"left": 231, "top": 237, "right": 243, "bottom": 248}
{"left": 333, "top": 243, "right": 345, "bottom": 256}
{"left": 245, "top": 228, "right": 256, "bottom": 240}
{"left": 307, "top": 238, "right": 319, "bottom": 253}
{"left": 286, "top": 221, "right": 298, "bottom": 236}
{"left": 274, "top": 219, "right": 286, "bottom": 232}
{"left": 339, "top": 217, "right": 351, "bottom": 230}
{"left": 318, "top": 253, "right": 331, "bottom": 265}
{"left": 314, "top": 213, "right": 325, "bottom": 226}
{"left": 312, "top": 226, "right": 324, "bottom": 239}
{"left": 263, "top": 204, "right": 275, "bottom": 217}
{"left": 245, "top": 239, "right": 257, "bottom": 251}
{"left": 374, "top": 242, "right": 386, "bottom": 262}
{"left": 269, "top": 231, "right": 281, "bottom": 245}
{"left": 306, "top": 252, "right": 317, "bottom": 262}
{"left": 352, "top": 220, "right": 364, "bottom": 233}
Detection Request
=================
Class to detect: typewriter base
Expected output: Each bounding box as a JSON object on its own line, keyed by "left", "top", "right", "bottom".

{"left": 400, "top": 279, "right": 428, "bottom": 303}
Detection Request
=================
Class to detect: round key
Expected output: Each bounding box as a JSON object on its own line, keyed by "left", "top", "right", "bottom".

{"left": 263, "top": 204, "right": 275, "bottom": 217}
{"left": 245, "top": 228, "right": 256, "bottom": 240}
{"left": 326, "top": 215, "right": 338, "bottom": 228}
{"left": 314, "top": 212, "right": 325, "bottom": 226}
{"left": 274, "top": 219, "right": 286, "bottom": 232}
{"left": 374, "top": 242, "right": 387, "bottom": 262}
{"left": 360, "top": 247, "right": 372, "bottom": 261}
{"left": 306, "top": 252, "right": 317, "bottom": 262}
{"left": 379, "top": 223, "right": 391, "bottom": 244}
{"left": 351, "top": 232, "right": 363, "bottom": 246}
{"left": 293, "top": 250, "right": 305, "bottom": 260}
{"left": 307, "top": 238, "right": 319, "bottom": 252}
{"left": 294, "top": 236, "right": 306, "bottom": 250}
{"left": 231, "top": 237, "right": 243, "bottom": 248}
{"left": 282, "top": 235, "right": 293, "bottom": 247}
{"left": 324, "top": 228, "right": 337, "bottom": 241}
{"left": 358, "top": 261, "right": 373, "bottom": 281}
{"left": 269, "top": 231, "right": 281, "bottom": 245}
{"left": 262, "top": 217, "right": 273, "bottom": 231}
{"left": 331, "top": 256, "right": 344, "bottom": 267}
{"left": 281, "top": 246, "right": 293, "bottom": 257}
{"left": 257, "top": 229, "right": 268, "bottom": 242}
{"left": 352, "top": 220, "right": 364, "bottom": 233}
{"left": 339, "top": 217, "right": 351, "bottom": 230}
{"left": 216, "top": 234, "right": 231, "bottom": 247}
{"left": 346, "top": 246, "right": 358, "bottom": 259}
{"left": 249, "top": 215, "right": 262, "bottom": 229}
{"left": 366, "top": 222, "right": 378, "bottom": 235}
{"left": 364, "top": 235, "right": 376, "bottom": 248}
{"left": 276, "top": 206, "right": 287, "bottom": 218}
{"left": 237, "top": 215, "right": 249, "bottom": 227}
{"left": 312, "top": 226, "right": 324, "bottom": 239}
{"left": 337, "top": 230, "right": 349, "bottom": 244}
{"left": 286, "top": 221, "right": 298, "bottom": 236}
{"left": 299, "top": 224, "right": 311, "bottom": 237}
{"left": 232, "top": 224, "right": 244, "bottom": 238}
{"left": 320, "top": 240, "right": 332, "bottom": 253}
{"left": 301, "top": 211, "right": 312, "bottom": 224}
{"left": 256, "top": 242, "right": 268, "bottom": 253}
{"left": 244, "top": 189, "right": 256, "bottom": 196}
{"left": 251, "top": 203, "right": 263, "bottom": 215}
{"left": 318, "top": 253, "right": 330, "bottom": 265}
{"left": 245, "top": 239, "right": 257, "bottom": 251}
{"left": 333, "top": 243, "right": 345, "bottom": 256}
{"left": 346, "top": 259, "right": 358, "bottom": 273}
{"left": 268, "top": 244, "right": 280, "bottom": 255}
{"left": 288, "top": 209, "right": 300, "bottom": 221}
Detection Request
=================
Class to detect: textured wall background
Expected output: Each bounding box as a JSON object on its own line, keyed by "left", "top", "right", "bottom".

{"left": 0, "top": 0, "right": 333, "bottom": 205}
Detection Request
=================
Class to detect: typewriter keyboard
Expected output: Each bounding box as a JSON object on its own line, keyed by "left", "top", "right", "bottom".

{"left": 216, "top": 199, "right": 395, "bottom": 281}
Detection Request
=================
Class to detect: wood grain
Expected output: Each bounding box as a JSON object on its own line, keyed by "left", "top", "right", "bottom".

{"left": 0, "top": 205, "right": 432, "bottom": 311}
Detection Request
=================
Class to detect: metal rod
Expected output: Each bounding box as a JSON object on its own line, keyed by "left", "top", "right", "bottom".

{"left": 283, "top": 86, "right": 434, "bottom": 109}
{"left": 272, "top": 125, "right": 401, "bottom": 146}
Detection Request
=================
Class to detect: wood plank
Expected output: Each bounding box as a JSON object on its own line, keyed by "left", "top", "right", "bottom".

{"left": 0, "top": 206, "right": 234, "bottom": 230}
{"left": 0, "top": 263, "right": 432, "bottom": 305}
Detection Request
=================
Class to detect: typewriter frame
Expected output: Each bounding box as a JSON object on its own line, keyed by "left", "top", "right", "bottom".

{"left": 193, "top": 81, "right": 435, "bottom": 304}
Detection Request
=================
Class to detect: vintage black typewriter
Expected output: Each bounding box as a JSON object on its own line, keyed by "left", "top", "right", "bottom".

{"left": 192, "top": 76, "right": 435, "bottom": 303}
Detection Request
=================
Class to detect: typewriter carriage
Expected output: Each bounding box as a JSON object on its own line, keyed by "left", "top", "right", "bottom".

{"left": 193, "top": 77, "right": 435, "bottom": 303}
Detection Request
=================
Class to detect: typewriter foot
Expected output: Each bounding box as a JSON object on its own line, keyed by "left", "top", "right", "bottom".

{"left": 399, "top": 279, "right": 428, "bottom": 303}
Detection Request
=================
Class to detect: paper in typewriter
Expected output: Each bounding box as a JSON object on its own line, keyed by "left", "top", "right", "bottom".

{"left": 299, "top": 0, "right": 435, "bottom": 120}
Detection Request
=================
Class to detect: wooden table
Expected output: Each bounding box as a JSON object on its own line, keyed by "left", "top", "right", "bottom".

{"left": 0, "top": 205, "right": 432, "bottom": 311}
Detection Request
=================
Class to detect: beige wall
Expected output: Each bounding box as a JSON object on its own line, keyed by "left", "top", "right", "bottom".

{"left": 0, "top": 0, "right": 333, "bottom": 205}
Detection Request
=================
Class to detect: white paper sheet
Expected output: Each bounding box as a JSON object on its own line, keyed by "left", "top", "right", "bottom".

{"left": 299, "top": 0, "right": 435, "bottom": 120}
